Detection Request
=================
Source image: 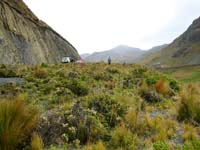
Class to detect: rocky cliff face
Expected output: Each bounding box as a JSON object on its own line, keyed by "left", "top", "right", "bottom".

{"left": 0, "top": 0, "right": 80, "bottom": 64}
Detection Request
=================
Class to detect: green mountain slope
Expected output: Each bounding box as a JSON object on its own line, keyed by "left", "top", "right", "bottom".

{"left": 140, "top": 17, "right": 200, "bottom": 67}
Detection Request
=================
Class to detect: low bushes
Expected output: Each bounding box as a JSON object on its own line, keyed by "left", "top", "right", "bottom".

{"left": 142, "top": 90, "right": 162, "bottom": 103}
{"left": 0, "top": 65, "right": 17, "bottom": 77}
{"left": 153, "top": 141, "right": 168, "bottom": 150}
{"left": 67, "top": 79, "right": 89, "bottom": 96}
{"left": 183, "top": 140, "right": 200, "bottom": 150}
{"left": 88, "top": 94, "right": 127, "bottom": 127}
{"left": 66, "top": 101, "right": 107, "bottom": 144}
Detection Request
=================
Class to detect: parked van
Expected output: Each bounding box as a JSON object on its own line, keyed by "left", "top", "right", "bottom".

{"left": 61, "top": 57, "right": 75, "bottom": 63}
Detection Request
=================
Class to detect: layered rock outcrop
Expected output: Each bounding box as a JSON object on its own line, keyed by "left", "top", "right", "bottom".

{"left": 0, "top": 0, "right": 80, "bottom": 64}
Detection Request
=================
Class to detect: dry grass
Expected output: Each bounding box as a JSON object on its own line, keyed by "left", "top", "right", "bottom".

{"left": 31, "top": 133, "right": 43, "bottom": 150}
{"left": 154, "top": 80, "right": 171, "bottom": 97}
{"left": 0, "top": 98, "right": 38, "bottom": 150}
{"left": 177, "top": 84, "right": 200, "bottom": 123}
{"left": 144, "top": 116, "right": 176, "bottom": 142}
{"left": 93, "top": 141, "right": 106, "bottom": 150}
{"left": 182, "top": 124, "right": 198, "bottom": 141}
{"left": 33, "top": 65, "right": 47, "bottom": 79}
{"left": 125, "top": 108, "right": 139, "bottom": 132}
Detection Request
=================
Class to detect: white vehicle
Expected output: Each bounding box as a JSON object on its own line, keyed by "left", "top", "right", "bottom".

{"left": 61, "top": 57, "right": 75, "bottom": 63}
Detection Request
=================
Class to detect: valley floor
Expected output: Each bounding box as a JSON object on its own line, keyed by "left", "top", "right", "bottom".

{"left": 160, "top": 64, "right": 200, "bottom": 83}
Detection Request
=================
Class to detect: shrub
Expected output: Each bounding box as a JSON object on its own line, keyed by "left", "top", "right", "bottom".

{"left": 88, "top": 94, "right": 127, "bottom": 127}
{"left": 0, "top": 65, "right": 17, "bottom": 77}
{"left": 0, "top": 99, "right": 38, "bottom": 150}
{"left": 183, "top": 140, "right": 200, "bottom": 150}
{"left": 133, "top": 67, "right": 147, "bottom": 78}
{"left": 169, "top": 80, "right": 180, "bottom": 92}
{"left": 177, "top": 84, "right": 200, "bottom": 123}
{"left": 142, "top": 90, "right": 162, "bottom": 103}
{"left": 153, "top": 141, "right": 168, "bottom": 150}
{"left": 67, "top": 101, "right": 106, "bottom": 144}
{"left": 146, "top": 76, "right": 160, "bottom": 86}
{"left": 41, "top": 63, "right": 48, "bottom": 68}
{"left": 67, "top": 79, "right": 89, "bottom": 96}
{"left": 31, "top": 133, "right": 43, "bottom": 150}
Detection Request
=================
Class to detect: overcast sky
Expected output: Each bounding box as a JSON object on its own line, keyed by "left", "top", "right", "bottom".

{"left": 23, "top": 0, "right": 200, "bottom": 54}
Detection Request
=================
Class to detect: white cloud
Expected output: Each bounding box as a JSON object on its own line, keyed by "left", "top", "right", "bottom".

{"left": 23, "top": 0, "right": 200, "bottom": 53}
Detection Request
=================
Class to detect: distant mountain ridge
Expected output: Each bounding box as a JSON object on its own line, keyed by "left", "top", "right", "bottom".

{"left": 83, "top": 44, "right": 168, "bottom": 64}
{"left": 83, "top": 45, "right": 145, "bottom": 63}
{"left": 0, "top": 0, "right": 80, "bottom": 64}
{"left": 81, "top": 53, "right": 91, "bottom": 59}
{"left": 135, "top": 44, "right": 168, "bottom": 63}
{"left": 140, "top": 16, "right": 200, "bottom": 67}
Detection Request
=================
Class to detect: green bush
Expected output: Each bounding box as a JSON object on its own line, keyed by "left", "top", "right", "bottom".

{"left": 183, "top": 140, "right": 200, "bottom": 150}
{"left": 88, "top": 94, "right": 127, "bottom": 127}
{"left": 146, "top": 76, "right": 160, "bottom": 86}
{"left": 169, "top": 80, "right": 180, "bottom": 92}
{"left": 66, "top": 101, "right": 107, "bottom": 144}
{"left": 132, "top": 67, "right": 147, "bottom": 78}
{"left": 67, "top": 79, "right": 89, "bottom": 96}
{"left": 153, "top": 141, "right": 168, "bottom": 150}
{"left": 0, "top": 65, "right": 17, "bottom": 77}
{"left": 142, "top": 90, "right": 162, "bottom": 103}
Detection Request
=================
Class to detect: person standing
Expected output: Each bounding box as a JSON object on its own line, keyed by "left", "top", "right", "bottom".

{"left": 108, "top": 56, "right": 111, "bottom": 65}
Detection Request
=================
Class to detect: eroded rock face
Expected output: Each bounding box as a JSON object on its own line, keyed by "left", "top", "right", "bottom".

{"left": 0, "top": 0, "right": 80, "bottom": 64}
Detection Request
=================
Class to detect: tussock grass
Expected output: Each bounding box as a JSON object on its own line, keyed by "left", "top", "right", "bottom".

{"left": 177, "top": 84, "right": 200, "bottom": 123}
{"left": 154, "top": 80, "right": 172, "bottom": 97}
{"left": 183, "top": 124, "right": 198, "bottom": 141}
{"left": 0, "top": 98, "right": 38, "bottom": 150}
{"left": 31, "top": 133, "right": 43, "bottom": 150}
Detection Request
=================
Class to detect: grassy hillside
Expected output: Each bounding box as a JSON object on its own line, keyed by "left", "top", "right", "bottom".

{"left": 161, "top": 65, "right": 200, "bottom": 83}
{"left": 139, "top": 17, "right": 200, "bottom": 67}
{"left": 0, "top": 63, "right": 200, "bottom": 150}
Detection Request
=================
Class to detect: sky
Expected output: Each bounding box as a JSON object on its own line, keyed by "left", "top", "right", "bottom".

{"left": 23, "top": 0, "right": 200, "bottom": 54}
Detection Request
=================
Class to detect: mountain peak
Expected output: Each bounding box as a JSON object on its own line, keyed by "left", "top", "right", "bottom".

{"left": 84, "top": 45, "right": 145, "bottom": 63}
